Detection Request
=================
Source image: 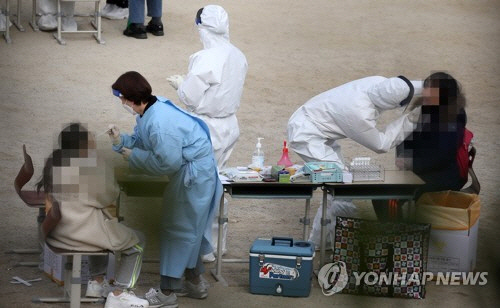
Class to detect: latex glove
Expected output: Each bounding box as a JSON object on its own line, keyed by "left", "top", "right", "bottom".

{"left": 120, "top": 147, "right": 132, "bottom": 161}
{"left": 166, "top": 75, "right": 184, "bottom": 90}
{"left": 408, "top": 106, "right": 422, "bottom": 123}
{"left": 108, "top": 124, "right": 121, "bottom": 145}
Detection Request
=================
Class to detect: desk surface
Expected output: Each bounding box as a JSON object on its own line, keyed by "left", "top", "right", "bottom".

{"left": 115, "top": 167, "right": 169, "bottom": 197}
{"left": 325, "top": 170, "right": 424, "bottom": 186}
{"left": 115, "top": 167, "right": 424, "bottom": 199}
{"left": 324, "top": 170, "right": 424, "bottom": 199}
{"left": 115, "top": 168, "right": 169, "bottom": 183}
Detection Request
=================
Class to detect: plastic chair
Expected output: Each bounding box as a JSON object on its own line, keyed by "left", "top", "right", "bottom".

{"left": 461, "top": 145, "right": 480, "bottom": 194}
{"left": 33, "top": 200, "right": 108, "bottom": 308}
{"left": 6, "top": 145, "right": 46, "bottom": 264}
{"left": 53, "top": 0, "right": 105, "bottom": 45}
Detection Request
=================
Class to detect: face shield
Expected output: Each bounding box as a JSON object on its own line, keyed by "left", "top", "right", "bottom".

{"left": 112, "top": 88, "right": 137, "bottom": 115}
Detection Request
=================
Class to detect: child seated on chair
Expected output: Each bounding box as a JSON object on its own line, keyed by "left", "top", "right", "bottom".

{"left": 373, "top": 72, "right": 468, "bottom": 221}
{"left": 37, "top": 123, "right": 149, "bottom": 308}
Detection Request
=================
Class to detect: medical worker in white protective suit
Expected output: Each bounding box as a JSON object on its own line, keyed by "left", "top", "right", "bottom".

{"left": 287, "top": 76, "right": 423, "bottom": 248}
{"left": 37, "top": 0, "right": 77, "bottom": 31}
{"left": 167, "top": 5, "right": 248, "bottom": 263}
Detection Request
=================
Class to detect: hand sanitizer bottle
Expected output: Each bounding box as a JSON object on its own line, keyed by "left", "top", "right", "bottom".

{"left": 252, "top": 137, "right": 265, "bottom": 170}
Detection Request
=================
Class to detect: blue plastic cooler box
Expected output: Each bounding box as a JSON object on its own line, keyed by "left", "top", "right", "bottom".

{"left": 249, "top": 237, "right": 315, "bottom": 297}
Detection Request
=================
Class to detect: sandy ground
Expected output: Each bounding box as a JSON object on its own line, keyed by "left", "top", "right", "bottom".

{"left": 1, "top": 0, "right": 500, "bottom": 307}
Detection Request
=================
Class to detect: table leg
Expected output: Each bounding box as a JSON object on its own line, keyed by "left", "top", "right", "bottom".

{"left": 211, "top": 193, "right": 228, "bottom": 286}
{"left": 408, "top": 198, "right": 416, "bottom": 221}
{"left": 301, "top": 199, "right": 311, "bottom": 240}
{"left": 319, "top": 188, "right": 329, "bottom": 268}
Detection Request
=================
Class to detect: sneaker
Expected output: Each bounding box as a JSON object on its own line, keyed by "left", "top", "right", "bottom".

{"left": 37, "top": 14, "right": 57, "bottom": 31}
{"left": 86, "top": 279, "right": 104, "bottom": 298}
{"left": 202, "top": 248, "right": 227, "bottom": 263}
{"left": 201, "top": 252, "right": 215, "bottom": 263}
{"left": 61, "top": 16, "right": 77, "bottom": 31}
{"left": 101, "top": 281, "right": 122, "bottom": 298}
{"left": 104, "top": 290, "right": 149, "bottom": 308}
{"left": 144, "top": 288, "right": 178, "bottom": 308}
{"left": 175, "top": 279, "right": 208, "bottom": 299}
{"left": 124, "top": 23, "right": 147, "bottom": 39}
{"left": 101, "top": 3, "right": 114, "bottom": 15}
{"left": 146, "top": 22, "right": 164, "bottom": 36}
{"left": 103, "top": 6, "right": 129, "bottom": 20}
{"left": 201, "top": 275, "right": 211, "bottom": 288}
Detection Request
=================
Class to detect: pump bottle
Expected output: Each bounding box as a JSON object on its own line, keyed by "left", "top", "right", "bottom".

{"left": 252, "top": 137, "right": 265, "bottom": 169}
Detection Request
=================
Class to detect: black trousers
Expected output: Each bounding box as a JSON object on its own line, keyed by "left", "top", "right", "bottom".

{"left": 106, "top": 0, "right": 128, "bottom": 9}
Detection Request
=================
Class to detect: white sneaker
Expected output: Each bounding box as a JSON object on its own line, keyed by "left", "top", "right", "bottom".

{"left": 61, "top": 16, "right": 77, "bottom": 31}
{"left": 202, "top": 248, "right": 227, "bottom": 263}
{"left": 85, "top": 279, "right": 104, "bottom": 298}
{"left": 201, "top": 252, "right": 216, "bottom": 263}
{"left": 103, "top": 6, "right": 129, "bottom": 20}
{"left": 104, "top": 290, "right": 149, "bottom": 308}
{"left": 101, "top": 3, "right": 114, "bottom": 15}
{"left": 37, "top": 14, "right": 57, "bottom": 31}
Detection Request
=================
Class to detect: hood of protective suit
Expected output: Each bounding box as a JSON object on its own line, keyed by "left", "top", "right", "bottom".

{"left": 367, "top": 77, "right": 410, "bottom": 110}
{"left": 198, "top": 5, "right": 230, "bottom": 49}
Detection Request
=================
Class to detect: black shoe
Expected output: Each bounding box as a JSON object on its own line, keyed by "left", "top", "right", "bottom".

{"left": 123, "top": 23, "right": 147, "bottom": 39}
{"left": 146, "top": 21, "right": 164, "bottom": 36}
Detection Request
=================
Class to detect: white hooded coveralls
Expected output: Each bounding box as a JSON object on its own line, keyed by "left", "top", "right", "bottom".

{"left": 177, "top": 5, "right": 248, "bottom": 170}
{"left": 287, "top": 76, "right": 420, "bottom": 247}
{"left": 176, "top": 5, "right": 247, "bottom": 256}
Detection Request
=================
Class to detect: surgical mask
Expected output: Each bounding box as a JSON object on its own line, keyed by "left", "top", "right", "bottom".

{"left": 122, "top": 103, "right": 137, "bottom": 115}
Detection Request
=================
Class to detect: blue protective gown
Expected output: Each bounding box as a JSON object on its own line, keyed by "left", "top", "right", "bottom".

{"left": 113, "top": 96, "right": 223, "bottom": 278}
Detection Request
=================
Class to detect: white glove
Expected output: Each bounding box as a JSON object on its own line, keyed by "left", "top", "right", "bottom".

{"left": 166, "top": 75, "right": 184, "bottom": 90}
{"left": 120, "top": 147, "right": 132, "bottom": 161}
{"left": 408, "top": 106, "right": 422, "bottom": 123}
{"left": 108, "top": 124, "right": 121, "bottom": 145}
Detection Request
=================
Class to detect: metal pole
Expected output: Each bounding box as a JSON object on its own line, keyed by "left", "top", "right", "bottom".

{"left": 319, "top": 187, "right": 329, "bottom": 268}
{"left": 302, "top": 199, "right": 311, "bottom": 240}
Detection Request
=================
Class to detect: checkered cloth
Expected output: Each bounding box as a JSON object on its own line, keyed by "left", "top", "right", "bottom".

{"left": 332, "top": 216, "right": 430, "bottom": 299}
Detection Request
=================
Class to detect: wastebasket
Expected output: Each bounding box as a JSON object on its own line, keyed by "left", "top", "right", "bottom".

{"left": 415, "top": 190, "right": 480, "bottom": 274}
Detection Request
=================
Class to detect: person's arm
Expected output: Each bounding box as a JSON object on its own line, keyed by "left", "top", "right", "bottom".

{"left": 344, "top": 111, "right": 417, "bottom": 154}
{"left": 128, "top": 130, "right": 184, "bottom": 176}
{"left": 112, "top": 124, "right": 144, "bottom": 153}
{"left": 177, "top": 53, "right": 220, "bottom": 111}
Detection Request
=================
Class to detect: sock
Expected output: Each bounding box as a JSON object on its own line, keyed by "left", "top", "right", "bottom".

{"left": 151, "top": 17, "right": 162, "bottom": 25}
